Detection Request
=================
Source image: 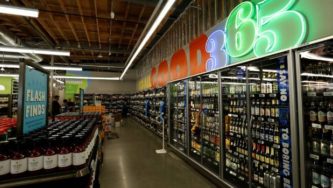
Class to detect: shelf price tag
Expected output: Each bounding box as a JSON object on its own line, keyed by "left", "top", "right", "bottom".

{"left": 307, "top": 92, "right": 317, "bottom": 97}
{"left": 323, "top": 92, "right": 333, "bottom": 96}
{"left": 327, "top": 158, "right": 333, "bottom": 164}
{"left": 312, "top": 123, "right": 322, "bottom": 129}
{"left": 310, "top": 154, "right": 320, "bottom": 160}
{"left": 324, "top": 125, "right": 333, "bottom": 130}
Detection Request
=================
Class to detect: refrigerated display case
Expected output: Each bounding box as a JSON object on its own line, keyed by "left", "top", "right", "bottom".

{"left": 296, "top": 40, "right": 333, "bottom": 188}
{"left": 167, "top": 52, "right": 299, "bottom": 188}
{"left": 169, "top": 80, "right": 188, "bottom": 153}
{"left": 188, "top": 73, "right": 220, "bottom": 174}
{"left": 220, "top": 53, "right": 298, "bottom": 188}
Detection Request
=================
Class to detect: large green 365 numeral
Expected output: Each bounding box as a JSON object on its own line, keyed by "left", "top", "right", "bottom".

{"left": 226, "top": 2, "right": 257, "bottom": 58}
{"left": 226, "top": 0, "right": 307, "bottom": 58}
{"left": 254, "top": 0, "right": 307, "bottom": 56}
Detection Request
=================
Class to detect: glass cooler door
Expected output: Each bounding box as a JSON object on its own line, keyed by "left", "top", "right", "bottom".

{"left": 169, "top": 80, "right": 188, "bottom": 153}
{"left": 221, "top": 66, "right": 249, "bottom": 187}
{"left": 200, "top": 73, "right": 220, "bottom": 175}
{"left": 247, "top": 56, "right": 293, "bottom": 188}
{"left": 296, "top": 41, "right": 333, "bottom": 188}
{"left": 189, "top": 76, "right": 202, "bottom": 162}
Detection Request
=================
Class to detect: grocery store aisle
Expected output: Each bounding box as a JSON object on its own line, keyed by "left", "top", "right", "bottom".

{"left": 99, "top": 118, "right": 217, "bottom": 188}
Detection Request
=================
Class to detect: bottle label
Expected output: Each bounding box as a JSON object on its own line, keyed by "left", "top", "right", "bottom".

{"left": 10, "top": 158, "right": 27, "bottom": 174}
{"left": 310, "top": 111, "right": 317, "bottom": 122}
{"left": 312, "top": 141, "right": 320, "bottom": 153}
{"left": 312, "top": 171, "right": 320, "bottom": 185}
{"left": 327, "top": 111, "right": 333, "bottom": 124}
{"left": 73, "top": 152, "right": 86, "bottom": 166}
{"left": 265, "top": 156, "right": 270, "bottom": 164}
{"left": 44, "top": 155, "right": 57, "bottom": 169}
{"left": 321, "top": 142, "right": 329, "bottom": 156}
{"left": 58, "top": 153, "right": 72, "bottom": 168}
{"left": 318, "top": 111, "right": 327, "bottom": 123}
{"left": 320, "top": 174, "right": 329, "bottom": 188}
{"left": 0, "top": 159, "right": 10, "bottom": 176}
{"left": 28, "top": 156, "right": 43, "bottom": 171}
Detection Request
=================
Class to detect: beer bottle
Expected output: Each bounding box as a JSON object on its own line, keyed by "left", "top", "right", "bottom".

{"left": 327, "top": 102, "right": 333, "bottom": 124}
{"left": 265, "top": 145, "right": 270, "bottom": 164}
{"left": 269, "top": 123, "right": 274, "bottom": 143}
{"left": 320, "top": 162, "right": 330, "bottom": 188}
{"left": 260, "top": 144, "right": 265, "bottom": 162}
{"left": 310, "top": 102, "right": 318, "bottom": 122}
{"left": 318, "top": 101, "right": 327, "bottom": 124}
{"left": 270, "top": 147, "right": 275, "bottom": 166}
{"left": 253, "top": 162, "right": 259, "bottom": 183}
{"left": 274, "top": 123, "right": 280, "bottom": 144}
{"left": 256, "top": 143, "right": 261, "bottom": 161}
{"left": 252, "top": 142, "right": 257, "bottom": 159}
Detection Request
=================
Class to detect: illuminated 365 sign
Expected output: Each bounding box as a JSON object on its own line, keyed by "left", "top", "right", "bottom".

{"left": 226, "top": 0, "right": 307, "bottom": 58}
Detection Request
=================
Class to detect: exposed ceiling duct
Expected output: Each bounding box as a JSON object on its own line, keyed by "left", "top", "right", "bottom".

{"left": 0, "top": 26, "right": 42, "bottom": 63}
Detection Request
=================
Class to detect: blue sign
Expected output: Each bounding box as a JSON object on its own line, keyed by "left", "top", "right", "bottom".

{"left": 23, "top": 65, "right": 48, "bottom": 135}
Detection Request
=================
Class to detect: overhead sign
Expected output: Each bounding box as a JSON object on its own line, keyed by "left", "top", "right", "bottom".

{"left": 17, "top": 62, "right": 49, "bottom": 137}
{"left": 149, "top": 0, "right": 333, "bottom": 88}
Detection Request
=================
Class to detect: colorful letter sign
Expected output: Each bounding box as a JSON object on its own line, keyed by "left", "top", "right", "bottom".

{"left": 143, "top": 0, "right": 332, "bottom": 90}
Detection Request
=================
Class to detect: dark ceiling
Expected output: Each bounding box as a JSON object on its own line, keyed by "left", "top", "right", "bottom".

{"left": 0, "top": 0, "right": 192, "bottom": 73}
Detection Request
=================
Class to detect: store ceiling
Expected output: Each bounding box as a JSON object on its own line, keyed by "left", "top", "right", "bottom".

{"left": 0, "top": 0, "right": 192, "bottom": 73}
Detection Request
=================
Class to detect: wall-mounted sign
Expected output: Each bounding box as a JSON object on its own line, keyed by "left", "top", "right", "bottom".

{"left": 17, "top": 62, "right": 49, "bottom": 137}
{"left": 149, "top": 0, "right": 333, "bottom": 88}
{"left": 0, "top": 77, "right": 13, "bottom": 94}
{"left": 64, "top": 72, "right": 89, "bottom": 100}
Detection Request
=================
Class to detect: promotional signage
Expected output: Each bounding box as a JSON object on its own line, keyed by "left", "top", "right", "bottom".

{"left": 277, "top": 57, "right": 293, "bottom": 187}
{"left": 80, "top": 88, "right": 84, "bottom": 114}
{"left": 17, "top": 62, "right": 49, "bottom": 137}
{"left": 149, "top": 0, "right": 333, "bottom": 88}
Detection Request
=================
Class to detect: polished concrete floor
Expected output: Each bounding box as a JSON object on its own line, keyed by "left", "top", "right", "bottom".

{"left": 99, "top": 118, "right": 218, "bottom": 188}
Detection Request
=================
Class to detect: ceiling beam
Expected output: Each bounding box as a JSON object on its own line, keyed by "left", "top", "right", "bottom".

{"left": 127, "top": 6, "right": 146, "bottom": 50}
{"left": 58, "top": 0, "right": 81, "bottom": 47}
{"left": 76, "top": 1, "right": 91, "bottom": 45}
{"left": 38, "top": 10, "right": 147, "bottom": 25}
{"left": 69, "top": 55, "right": 126, "bottom": 61}
{"left": 118, "top": 3, "right": 130, "bottom": 50}
{"left": 76, "top": 0, "right": 94, "bottom": 63}
{"left": 55, "top": 41, "right": 133, "bottom": 52}
{"left": 39, "top": 0, "right": 70, "bottom": 46}
{"left": 93, "top": 0, "right": 101, "bottom": 49}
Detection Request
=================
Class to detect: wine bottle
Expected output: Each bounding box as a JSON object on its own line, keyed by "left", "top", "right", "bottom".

{"left": 318, "top": 101, "right": 327, "bottom": 124}
{"left": 0, "top": 143, "right": 10, "bottom": 177}
{"left": 10, "top": 140, "right": 27, "bottom": 175}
